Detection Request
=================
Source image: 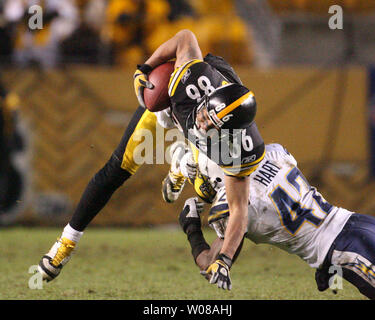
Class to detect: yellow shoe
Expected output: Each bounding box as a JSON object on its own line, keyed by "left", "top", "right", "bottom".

{"left": 38, "top": 237, "right": 76, "bottom": 282}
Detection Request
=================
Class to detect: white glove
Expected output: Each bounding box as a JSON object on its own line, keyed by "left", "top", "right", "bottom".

{"left": 179, "top": 197, "right": 204, "bottom": 233}
{"left": 169, "top": 141, "right": 187, "bottom": 177}
{"left": 184, "top": 197, "right": 204, "bottom": 217}
{"left": 180, "top": 151, "right": 197, "bottom": 181}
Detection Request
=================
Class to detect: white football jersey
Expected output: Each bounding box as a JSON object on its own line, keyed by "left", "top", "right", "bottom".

{"left": 186, "top": 143, "right": 353, "bottom": 269}
{"left": 245, "top": 143, "right": 352, "bottom": 268}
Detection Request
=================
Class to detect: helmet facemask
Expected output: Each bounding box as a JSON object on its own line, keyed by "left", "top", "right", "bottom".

{"left": 194, "top": 94, "right": 244, "bottom": 147}
{"left": 194, "top": 96, "right": 220, "bottom": 143}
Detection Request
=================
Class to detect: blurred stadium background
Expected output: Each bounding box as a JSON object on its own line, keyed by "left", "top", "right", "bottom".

{"left": 1, "top": 0, "right": 375, "bottom": 230}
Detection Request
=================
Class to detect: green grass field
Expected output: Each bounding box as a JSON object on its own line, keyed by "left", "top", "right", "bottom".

{"left": 0, "top": 226, "right": 365, "bottom": 300}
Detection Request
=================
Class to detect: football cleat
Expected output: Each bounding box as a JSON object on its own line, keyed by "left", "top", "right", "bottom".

{"left": 38, "top": 237, "right": 76, "bottom": 282}
{"left": 162, "top": 170, "right": 186, "bottom": 203}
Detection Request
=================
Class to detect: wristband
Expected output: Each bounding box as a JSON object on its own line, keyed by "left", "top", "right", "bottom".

{"left": 136, "top": 64, "right": 153, "bottom": 74}
{"left": 217, "top": 253, "right": 232, "bottom": 269}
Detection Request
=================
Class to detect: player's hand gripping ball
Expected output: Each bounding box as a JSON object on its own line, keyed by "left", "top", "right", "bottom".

{"left": 133, "top": 64, "right": 154, "bottom": 109}
{"left": 134, "top": 61, "right": 175, "bottom": 112}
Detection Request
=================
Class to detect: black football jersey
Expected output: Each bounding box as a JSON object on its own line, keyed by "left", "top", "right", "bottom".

{"left": 168, "top": 59, "right": 265, "bottom": 177}
{"left": 168, "top": 59, "right": 226, "bottom": 135}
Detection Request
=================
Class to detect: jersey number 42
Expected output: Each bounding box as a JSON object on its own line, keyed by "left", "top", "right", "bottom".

{"left": 269, "top": 167, "right": 333, "bottom": 235}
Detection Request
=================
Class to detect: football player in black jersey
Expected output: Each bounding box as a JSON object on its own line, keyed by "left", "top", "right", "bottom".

{"left": 37, "top": 29, "right": 263, "bottom": 288}
{"left": 134, "top": 29, "right": 265, "bottom": 290}
{"left": 36, "top": 33, "right": 236, "bottom": 282}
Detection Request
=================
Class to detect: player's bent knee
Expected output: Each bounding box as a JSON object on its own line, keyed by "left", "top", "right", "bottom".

{"left": 96, "top": 154, "right": 132, "bottom": 189}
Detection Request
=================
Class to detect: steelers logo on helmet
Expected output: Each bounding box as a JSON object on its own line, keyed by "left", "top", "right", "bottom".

{"left": 205, "top": 83, "right": 256, "bottom": 130}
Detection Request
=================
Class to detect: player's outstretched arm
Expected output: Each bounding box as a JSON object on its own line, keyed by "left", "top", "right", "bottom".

{"left": 144, "top": 29, "right": 203, "bottom": 70}
{"left": 134, "top": 29, "right": 202, "bottom": 108}
{"left": 220, "top": 175, "right": 249, "bottom": 259}
{"left": 179, "top": 193, "right": 246, "bottom": 290}
{"left": 179, "top": 197, "right": 208, "bottom": 258}
{"left": 178, "top": 198, "right": 224, "bottom": 272}
{"left": 202, "top": 175, "right": 249, "bottom": 290}
{"left": 195, "top": 238, "right": 223, "bottom": 271}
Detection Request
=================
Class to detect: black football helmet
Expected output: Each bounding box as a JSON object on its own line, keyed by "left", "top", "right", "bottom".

{"left": 197, "top": 83, "right": 256, "bottom": 130}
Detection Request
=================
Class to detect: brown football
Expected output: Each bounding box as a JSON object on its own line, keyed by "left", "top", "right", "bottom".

{"left": 144, "top": 61, "right": 175, "bottom": 112}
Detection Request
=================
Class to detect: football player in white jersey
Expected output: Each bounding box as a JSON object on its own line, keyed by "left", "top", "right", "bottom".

{"left": 164, "top": 141, "right": 375, "bottom": 299}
